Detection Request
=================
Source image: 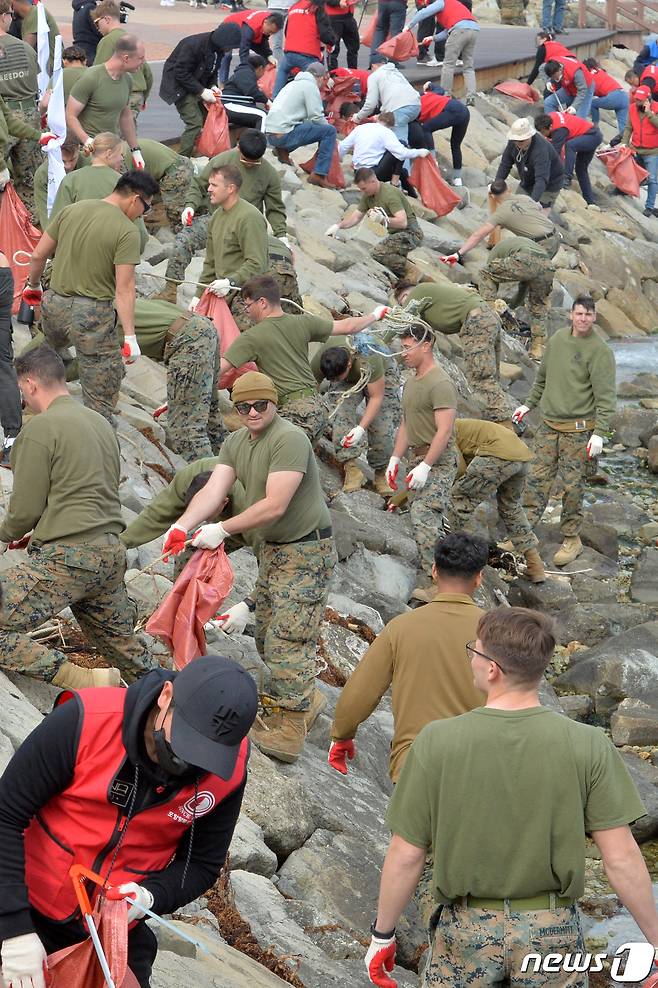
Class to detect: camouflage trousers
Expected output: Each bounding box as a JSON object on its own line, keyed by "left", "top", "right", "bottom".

{"left": 176, "top": 94, "right": 207, "bottom": 157}
{"left": 372, "top": 227, "right": 423, "bottom": 280}
{"left": 42, "top": 291, "right": 121, "bottom": 426}
{"left": 129, "top": 89, "right": 145, "bottom": 123}
{"left": 423, "top": 902, "right": 586, "bottom": 986}
{"left": 409, "top": 449, "right": 458, "bottom": 577}
{"left": 159, "top": 158, "right": 196, "bottom": 232}
{"left": 255, "top": 536, "right": 337, "bottom": 710}
{"left": 478, "top": 252, "right": 554, "bottom": 342}
{"left": 5, "top": 104, "right": 41, "bottom": 219}
{"left": 163, "top": 313, "right": 226, "bottom": 461}
{"left": 524, "top": 422, "right": 592, "bottom": 537}
{"left": 270, "top": 256, "right": 304, "bottom": 315}
{"left": 165, "top": 214, "right": 210, "bottom": 286}
{"left": 450, "top": 457, "right": 538, "bottom": 554}
{"left": 280, "top": 394, "right": 330, "bottom": 444}
{"left": 0, "top": 537, "right": 155, "bottom": 683}
{"left": 461, "top": 306, "right": 514, "bottom": 422}
{"left": 328, "top": 374, "right": 400, "bottom": 469}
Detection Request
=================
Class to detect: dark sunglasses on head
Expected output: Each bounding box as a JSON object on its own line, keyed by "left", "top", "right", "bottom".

{"left": 235, "top": 400, "right": 269, "bottom": 415}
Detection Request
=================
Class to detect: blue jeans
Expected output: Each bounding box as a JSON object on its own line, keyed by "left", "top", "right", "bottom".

{"left": 591, "top": 89, "right": 629, "bottom": 133}
{"left": 219, "top": 51, "right": 232, "bottom": 84}
{"left": 268, "top": 122, "right": 337, "bottom": 174}
{"left": 543, "top": 82, "right": 595, "bottom": 119}
{"left": 645, "top": 154, "right": 658, "bottom": 210}
{"left": 393, "top": 102, "right": 420, "bottom": 143}
{"left": 542, "top": 0, "right": 565, "bottom": 30}
{"left": 371, "top": 0, "right": 406, "bottom": 62}
{"left": 564, "top": 129, "right": 601, "bottom": 204}
{"left": 272, "top": 52, "right": 318, "bottom": 98}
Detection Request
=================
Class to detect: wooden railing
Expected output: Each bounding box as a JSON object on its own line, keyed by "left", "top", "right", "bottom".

{"left": 578, "top": 0, "right": 658, "bottom": 30}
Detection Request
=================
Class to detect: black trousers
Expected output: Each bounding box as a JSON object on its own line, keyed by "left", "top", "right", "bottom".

{"left": 416, "top": 13, "right": 444, "bottom": 60}
{"left": 0, "top": 266, "right": 21, "bottom": 442}
{"left": 327, "top": 13, "right": 360, "bottom": 68}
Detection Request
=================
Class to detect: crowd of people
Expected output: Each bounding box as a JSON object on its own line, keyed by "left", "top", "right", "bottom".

{"left": 0, "top": 2, "right": 657, "bottom": 987}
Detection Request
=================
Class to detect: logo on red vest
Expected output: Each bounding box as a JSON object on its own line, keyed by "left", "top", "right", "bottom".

{"left": 181, "top": 792, "right": 217, "bottom": 817}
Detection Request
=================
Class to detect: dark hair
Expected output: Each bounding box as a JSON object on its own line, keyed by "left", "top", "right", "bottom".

{"left": 624, "top": 68, "right": 639, "bottom": 82}
{"left": 378, "top": 111, "right": 395, "bottom": 127}
{"left": 319, "top": 346, "right": 351, "bottom": 381}
{"left": 238, "top": 128, "right": 266, "bottom": 160}
{"left": 248, "top": 53, "right": 267, "bottom": 70}
{"left": 434, "top": 532, "right": 488, "bottom": 579}
{"left": 264, "top": 11, "right": 284, "bottom": 27}
{"left": 115, "top": 33, "right": 140, "bottom": 54}
{"left": 394, "top": 280, "right": 416, "bottom": 300}
{"left": 536, "top": 29, "right": 555, "bottom": 41}
{"left": 401, "top": 322, "right": 432, "bottom": 344}
{"left": 61, "top": 134, "right": 81, "bottom": 154}
{"left": 114, "top": 170, "right": 159, "bottom": 197}
{"left": 211, "top": 163, "right": 243, "bottom": 190}
{"left": 488, "top": 178, "right": 508, "bottom": 196}
{"left": 184, "top": 471, "right": 213, "bottom": 506}
{"left": 354, "top": 167, "right": 376, "bottom": 183}
{"left": 534, "top": 113, "right": 553, "bottom": 133}
{"left": 62, "top": 44, "right": 87, "bottom": 64}
{"left": 15, "top": 345, "right": 66, "bottom": 385}
{"left": 583, "top": 57, "right": 599, "bottom": 70}
{"left": 572, "top": 294, "right": 595, "bottom": 313}
{"left": 241, "top": 274, "right": 280, "bottom": 305}
{"left": 544, "top": 59, "right": 562, "bottom": 77}
{"left": 477, "top": 607, "right": 556, "bottom": 684}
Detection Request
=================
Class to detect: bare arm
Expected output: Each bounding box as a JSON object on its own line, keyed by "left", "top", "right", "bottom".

{"left": 28, "top": 232, "right": 57, "bottom": 287}
{"left": 359, "top": 376, "right": 384, "bottom": 430}
{"left": 458, "top": 221, "right": 497, "bottom": 257}
{"left": 176, "top": 464, "right": 237, "bottom": 532}
{"left": 592, "top": 826, "right": 658, "bottom": 946}
{"left": 375, "top": 834, "right": 428, "bottom": 932}
{"left": 331, "top": 313, "right": 377, "bottom": 336}
{"left": 114, "top": 264, "right": 136, "bottom": 338}
{"left": 387, "top": 208, "right": 408, "bottom": 232}
{"left": 392, "top": 418, "right": 410, "bottom": 459}
{"left": 221, "top": 471, "right": 304, "bottom": 536}
{"left": 119, "top": 105, "right": 138, "bottom": 148}
{"left": 65, "top": 96, "right": 90, "bottom": 145}
{"left": 338, "top": 208, "right": 365, "bottom": 230}
{"left": 424, "top": 407, "right": 456, "bottom": 467}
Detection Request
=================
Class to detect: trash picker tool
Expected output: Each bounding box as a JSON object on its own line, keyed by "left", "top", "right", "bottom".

{"left": 69, "top": 865, "right": 116, "bottom": 988}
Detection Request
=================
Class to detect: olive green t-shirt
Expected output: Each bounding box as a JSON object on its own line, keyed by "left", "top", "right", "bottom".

{"left": 488, "top": 236, "right": 547, "bottom": 262}
{"left": 50, "top": 164, "right": 148, "bottom": 251}
{"left": 21, "top": 6, "right": 58, "bottom": 73}
{"left": 388, "top": 706, "right": 646, "bottom": 904}
{"left": 404, "top": 283, "right": 482, "bottom": 335}
{"left": 311, "top": 334, "right": 384, "bottom": 387}
{"left": 69, "top": 63, "right": 131, "bottom": 138}
{"left": 402, "top": 365, "right": 457, "bottom": 448}
{"left": 63, "top": 66, "right": 86, "bottom": 102}
{"left": 33, "top": 155, "right": 88, "bottom": 229}
{"left": 0, "top": 35, "right": 38, "bottom": 101}
{"left": 224, "top": 314, "right": 333, "bottom": 403}
{"left": 217, "top": 414, "right": 331, "bottom": 543}
{"left": 492, "top": 194, "right": 554, "bottom": 240}
{"left": 358, "top": 182, "right": 420, "bottom": 234}
{"left": 122, "top": 138, "right": 178, "bottom": 181}
{"left": 47, "top": 199, "right": 140, "bottom": 299}
{"left": 93, "top": 27, "right": 152, "bottom": 94}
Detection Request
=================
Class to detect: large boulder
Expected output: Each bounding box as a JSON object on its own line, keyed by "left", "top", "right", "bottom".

{"left": 630, "top": 548, "right": 658, "bottom": 605}
{"left": 611, "top": 408, "right": 658, "bottom": 448}
{"left": 610, "top": 698, "right": 658, "bottom": 746}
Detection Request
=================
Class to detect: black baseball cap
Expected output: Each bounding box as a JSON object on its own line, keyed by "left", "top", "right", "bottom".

{"left": 170, "top": 655, "right": 258, "bottom": 780}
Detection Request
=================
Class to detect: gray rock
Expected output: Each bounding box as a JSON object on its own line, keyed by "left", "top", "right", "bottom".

{"left": 649, "top": 435, "right": 658, "bottom": 474}
{"left": 0, "top": 730, "right": 16, "bottom": 773}
{"left": 229, "top": 815, "right": 279, "bottom": 878}
{"left": 554, "top": 602, "right": 656, "bottom": 647}
{"left": 630, "top": 549, "right": 658, "bottom": 604}
{"left": 507, "top": 576, "right": 576, "bottom": 613}
{"left": 586, "top": 499, "right": 652, "bottom": 537}
{"left": 0, "top": 671, "right": 43, "bottom": 749}
{"left": 558, "top": 694, "right": 593, "bottom": 721}
{"left": 125, "top": 570, "right": 173, "bottom": 619}
{"left": 6, "top": 673, "right": 60, "bottom": 715}
{"left": 327, "top": 593, "right": 385, "bottom": 636}
{"left": 610, "top": 698, "right": 658, "bottom": 746}
{"left": 331, "top": 546, "right": 416, "bottom": 624}
{"left": 611, "top": 407, "right": 658, "bottom": 448}
{"left": 579, "top": 520, "right": 619, "bottom": 560}
{"left": 618, "top": 373, "right": 658, "bottom": 399}
{"left": 151, "top": 926, "right": 293, "bottom": 987}
{"left": 319, "top": 620, "right": 370, "bottom": 681}
{"left": 619, "top": 752, "right": 658, "bottom": 843}
{"left": 330, "top": 491, "right": 418, "bottom": 565}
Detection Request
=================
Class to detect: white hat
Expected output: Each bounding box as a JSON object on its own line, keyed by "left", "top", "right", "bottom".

{"left": 506, "top": 117, "right": 536, "bottom": 141}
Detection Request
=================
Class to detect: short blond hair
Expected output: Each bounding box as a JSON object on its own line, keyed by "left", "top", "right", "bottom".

{"left": 93, "top": 0, "right": 121, "bottom": 20}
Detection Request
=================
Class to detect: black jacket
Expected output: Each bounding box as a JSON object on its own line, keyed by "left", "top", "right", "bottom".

{"left": 222, "top": 63, "right": 268, "bottom": 105}
{"left": 160, "top": 23, "right": 242, "bottom": 104}
{"left": 495, "top": 133, "right": 564, "bottom": 201}
{"left": 0, "top": 669, "right": 246, "bottom": 941}
{"left": 71, "top": 0, "right": 102, "bottom": 65}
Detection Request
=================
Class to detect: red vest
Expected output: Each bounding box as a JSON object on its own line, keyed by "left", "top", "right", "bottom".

{"left": 23, "top": 688, "right": 249, "bottom": 923}
{"left": 555, "top": 55, "right": 593, "bottom": 96}
{"left": 543, "top": 39, "right": 573, "bottom": 61}
{"left": 548, "top": 110, "right": 595, "bottom": 138}
{"left": 435, "top": 0, "right": 476, "bottom": 31}
{"left": 333, "top": 66, "right": 369, "bottom": 93}
{"left": 284, "top": 0, "right": 322, "bottom": 57}
{"left": 419, "top": 90, "right": 451, "bottom": 121}
{"left": 224, "top": 9, "right": 271, "bottom": 42}
{"left": 629, "top": 100, "right": 658, "bottom": 149}
{"left": 589, "top": 67, "right": 621, "bottom": 97}
{"left": 640, "top": 64, "right": 658, "bottom": 87}
{"left": 325, "top": 0, "right": 356, "bottom": 16}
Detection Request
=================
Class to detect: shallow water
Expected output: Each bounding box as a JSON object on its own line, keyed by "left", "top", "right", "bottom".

{"left": 610, "top": 336, "right": 658, "bottom": 384}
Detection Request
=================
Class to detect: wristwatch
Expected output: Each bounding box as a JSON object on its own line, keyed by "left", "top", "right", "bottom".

{"left": 244, "top": 598, "right": 256, "bottom": 613}
{"left": 371, "top": 921, "right": 396, "bottom": 939}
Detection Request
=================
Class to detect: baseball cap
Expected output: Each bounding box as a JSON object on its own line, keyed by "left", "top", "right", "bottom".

{"left": 633, "top": 85, "right": 652, "bottom": 101}
{"left": 170, "top": 655, "right": 258, "bottom": 779}
{"left": 370, "top": 52, "right": 387, "bottom": 64}
{"left": 306, "top": 61, "right": 328, "bottom": 77}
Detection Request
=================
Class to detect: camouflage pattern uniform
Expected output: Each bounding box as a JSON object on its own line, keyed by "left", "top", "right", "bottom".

{"left": 268, "top": 238, "right": 303, "bottom": 315}
{"left": 129, "top": 89, "right": 145, "bottom": 123}
{"left": 329, "top": 364, "right": 400, "bottom": 469}
{"left": 0, "top": 538, "right": 155, "bottom": 683}
{"left": 372, "top": 227, "right": 423, "bottom": 280}
{"left": 408, "top": 449, "right": 458, "bottom": 577}
{"left": 166, "top": 214, "right": 210, "bottom": 286}
{"left": 280, "top": 393, "right": 331, "bottom": 444}
{"left": 255, "top": 537, "right": 337, "bottom": 710}
{"left": 424, "top": 902, "right": 586, "bottom": 986}
{"left": 41, "top": 291, "right": 122, "bottom": 426}
{"left": 158, "top": 157, "right": 196, "bottom": 232}
{"left": 164, "top": 313, "right": 226, "bottom": 461}
{"left": 524, "top": 422, "right": 592, "bottom": 537}
{"left": 449, "top": 457, "right": 538, "bottom": 553}
{"left": 461, "top": 306, "right": 515, "bottom": 422}
{"left": 5, "top": 103, "right": 42, "bottom": 218}
{"left": 478, "top": 251, "right": 554, "bottom": 346}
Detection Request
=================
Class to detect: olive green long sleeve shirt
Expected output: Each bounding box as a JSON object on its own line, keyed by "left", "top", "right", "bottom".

{"left": 198, "top": 197, "right": 268, "bottom": 291}
{"left": 0, "top": 96, "right": 40, "bottom": 171}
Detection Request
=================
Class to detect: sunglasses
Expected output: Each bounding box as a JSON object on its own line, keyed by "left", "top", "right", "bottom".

{"left": 235, "top": 400, "right": 269, "bottom": 415}
{"left": 240, "top": 297, "right": 262, "bottom": 311}
{"left": 466, "top": 641, "right": 510, "bottom": 675}
{"left": 137, "top": 195, "right": 151, "bottom": 214}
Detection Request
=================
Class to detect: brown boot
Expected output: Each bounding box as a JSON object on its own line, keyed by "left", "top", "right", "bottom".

{"left": 273, "top": 147, "right": 292, "bottom": 165}
{"left": 307, "top": 172, "right": 330, "bottom": 189}
{"left": 154, "top": 281, "right": 177, "bottom": 304}
{"left": 524, "top": 548, "right": 546, "bottom": 583}
{"left": 303, "top": 689, "right": 327, "bottom": 731}
{"left": 372, "top": 469, "right": 392, "bottom": 497}
{"left": 528, "top": 337, "right": 546, "bottom": 361}
{"left": 553, "top": 536, "right": 582, "bottom": 567}
{"left": 52, "top": 661, "right": 121, "bottom": 689}
{"left": 343, "top": 462, "right": 366, "bottom": 493}
{"left": 251, "top": 708, "right": 307, "bottom": 763}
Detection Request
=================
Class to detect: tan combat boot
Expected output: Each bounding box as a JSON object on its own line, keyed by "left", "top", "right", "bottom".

{"left": 528, "top": 337, "right": 545, "bottom": 361}
{"left": 303, "top": 688, "right": 327, "bottom": 731}
{"left": 553, "top": 536, "right": 582, "bottom": 567}
{"left": 342, "top": 462, "right": 366, "bottom": 493}
{"left": 154, "top": 282, "right": 177, "bottom": 304}
{"left": 524, "top": 548, "right": 546, "bottom": 583}
{"left": 372, "top": 470, "right": 392, "bottom": 497}
{"left": 52, "top": 661, "right": 121, "bottom": 689}
{"left": 251, "top": 708, "right": 307, "bottom": 764}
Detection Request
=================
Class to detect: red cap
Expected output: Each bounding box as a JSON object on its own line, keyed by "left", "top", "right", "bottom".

{"left": 633, "top": 85, "right": 652, "bottom": 101}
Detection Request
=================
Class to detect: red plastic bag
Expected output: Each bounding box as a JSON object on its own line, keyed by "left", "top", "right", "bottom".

{"left": 146, "top": 546, "right": 234, "bottom": 669}
{"left": 359, "top": 13, "right": 376, "bottom": 46}
{"left": 494, "top": 80, "right": 541, "bottom": 103}
{"left": 47, "top": 899, "right": 140, "bottom": 988}
{"left": 299, "top": 145, "right": 346, "bottom": 189}
{"left": 259, "top": 63, "right": 276, "bottom": 100}
{"left": 0, "top": 183, "right": 41, "bottom": 314}
{"left": 195, "top": 102, "right": 230, "bottom": 157}
{"left": 377, "top": 29, "right": 419, "bottom": 61}
{"left": 596, "top": 145, "right": 648, "bottom": 197}
{"left": 194, "top": 290, "right": 258, "bottom": 388}
{"left": 409, "top": 155, "right": 462, "bottom": 217}
{"left": 321, "top": 73, "right": 359, "bottom": 118}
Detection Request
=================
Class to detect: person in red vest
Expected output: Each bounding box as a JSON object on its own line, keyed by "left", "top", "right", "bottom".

{"left": 525, "top": 29, "right": 573, "bottom": 86}
{"left": 330, "top": 65, "right": 370, "bottom": 98}
{"left": 406, "top": 0, "right": 479, "bottom": 105}
{"left": 220, "top": 9, "right": 284, "bottom": 81}
{"left": 272, "top": 0, "right": 336, "bottom": 97}
{"left": 625, "top": 63, "right": 658, "bottom": 98}
{"left": 535, "top": 111, "right": 602, "bottom": 206}
{"left": 622, "top": 84, "right": 658, "bottom": 217}
{"left": 0, "top": 655, "right": 257, "bottom": 988}
{"left": 419, "top": 81, "right": 470, "bottom": 185}
{"left": 543, "top": 54, "right": 595, "bottom": 118}
{"left": 583, "top": 57, "right": 629, "bottom": 134}
{"left": 324, "top": 0, "right": 359, "bottom": 70}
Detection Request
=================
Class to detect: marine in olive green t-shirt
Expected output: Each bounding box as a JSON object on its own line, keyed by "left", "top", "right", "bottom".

{"left": 492, "top": 194, "right": 554, "bottom": 240}
{"left": 69, "top": 63, "right": 131, "bottom": 138}
{"left": 488, "top": 236, "right": 547, "bottom": 262}
{"left": 402, "top": 365, "right": 457, "bottom": 448}
{"left": 132, "top": 298, "right": 187, "bottom": 360}
{"left": 63, "top": 65, "right": 86, "bottom": 103}
{"left": 403, "top": 284, "right": 483, "bottom": 335}
{"left": 49, "top": 164, "right": 148, "bottom": 250}
{"left": 121, "top": 138, "right": 178, "bottom": 181}
{"left": 20, "top": 5, "right": 59, "bottom": 73}
{"left": 357, "top": 181, "right": 420, "bottom": 233}
{"left": 46, "top": 199, "right": 140, "bottom": 299}
{"left": 33, "top": 155, "right": 88, "bottom": 230}
{"left": 216, "top": 413, "right": 330, "bottom": 544}
{"left": 311, "top": 335, "right": 384, "bottom": 387}
{"left": 94, "top": 26, "right": 153, "bottom": 99}
{"left": 0, "top": 34, "right": 38, "bottom": 101}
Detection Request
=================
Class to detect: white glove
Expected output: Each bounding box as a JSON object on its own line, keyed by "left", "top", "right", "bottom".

{"left": 1, "top": 932, "right": 48, "bottom": 988}
{"left": 341, "top": 425, "right": 365, "bottom": 448}
{"left": 208, "top": 278, "right": 232, "bottom": 297}
{"left": 212, "top": 600, "right": 250, "bottom": 634}
{"left": 191, "top": 521, "right": 229, "bottom": 549}
{"left": 325, "top": 223, "right": 340, "bottom": 237}
{"left": 0, "top": 541, "right": 8, "bottom": 555}
{"left": 121, "top": 335, "right": 141, "bottom": 363}
{"left": 367, "top": 207, "right": 388, "bottom": 226}
{"left": 268, "top": 55, "right": 277, "bottom": 65}
{"left": 200, "top": 88, "right": 217, "bottom": 103}
{"left": 371, "top": 304, "right": 391, "bottom": 321}
{"left": 0, "top": 167, "right": 10, "bottom": 191}
{"left": 385, "top": 455, "right": 401, "bottom": 490}
{"left": 188, "top": 296, "right": 200, "bottom": 312}
{"left": 565, "top": 105, "right": 576, "bottom": 114}
{"left": 406, "top": 461, "right": 431, "bottom": 490}
{"left": 116, "top": 882, "right": 154, "bottom": 921}
{"left": 82, "top": 136, "right": 95, "bottom": 155}
{"left": 417, "top": 148, "right": 431, "bottom": 157}
{"left": 512, "top": 404, "right": 530, "bottom": 425}
{"left": 586, "top": 433, "right": 604, "bottom": 458}
{"left": 181, "top": 206, "right": 194, "bottom": 226}
{"left": 365, "top": 934, "right": 397, "bottom": 987}
{"left": 131, "top": 149, "right": 145, "bottom": 169}
{"left": 279, "top": 235, "right": 294, "bottom": 252}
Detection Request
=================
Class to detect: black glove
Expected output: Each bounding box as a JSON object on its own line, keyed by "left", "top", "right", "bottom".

{"left": 609, "top": 134, "right": 622, "bottom": 147}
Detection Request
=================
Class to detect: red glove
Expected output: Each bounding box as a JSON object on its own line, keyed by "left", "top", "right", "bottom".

{"left": 421, "top": 36, "right": 432, "bottom": 46}
{"left": 365, "top": 935, "right": 397, "bottom": 988}
{"left": 8, "top": 536, "right": 31, "bottom": 550}
{"left": 328, "top": 740, "right": 355, "bottom": 775}
{"left": 163, "top": 523, "right": 187, "bottom": 560}
{"left": 153, "top": 403, "right": 168, "bottom": 420}
{"left": 39, "top": 132, "right": 57, "bottom": 147}
{"left": 22, "top": 284, "right": 42, "bottom": 305}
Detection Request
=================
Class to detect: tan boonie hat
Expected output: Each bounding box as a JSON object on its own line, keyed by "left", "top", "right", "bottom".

{"left": 506, "top": 117, "right": 536, "bottom": 141}
{"left": 232, "top": 371, "right": 278, "bottom": 404}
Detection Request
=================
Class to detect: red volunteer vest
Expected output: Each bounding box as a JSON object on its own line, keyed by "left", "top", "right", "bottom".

{"left": 640, "top": 64, "right": 658, "bottom": 88}
{"left": 23, "top": 688, "right": 249, "bottom": 922}
{"left": 555, "top": 55, "right": 593, "bottom": 96}
{"left": 549, "top": 110, "right": 595, "bottom": 138}
{"left": 333, "top": 66, "right": 370, "bottom": 93}
{"left": 543, "top": 39, "right": 573, "bottom": 61}
{"left": 419, "top": 90, "right": 451, "bottom": 121}
{"left": 435, "top": 0, "right": 476, "bottom": 31}
{"left": 629, "top": 100, "right": 658, "bottom": 149}
{"left": 284, "top": 0, "right": 322, "bottom": 57}
{"left": 225, "top": 9, "right": 270, "bottom": 42}
{"left": 590, "top": 68, "right": 621, "bottom": 96}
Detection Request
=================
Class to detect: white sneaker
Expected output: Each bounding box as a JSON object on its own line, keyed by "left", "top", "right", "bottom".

{"left": 160, "top": 0, "right": 175, "bottom": 5}
{"left": 452, "top": 176, "right": 463, "bottom": 187}
{"left": 456, "top": 59, "right": 463, "bottom": 66}
{"left": 425, "top": 58, "right": 442, "bottom": 66}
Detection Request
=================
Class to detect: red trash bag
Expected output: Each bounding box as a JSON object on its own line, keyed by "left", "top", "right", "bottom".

{"left": 259, "top": 63, "right": 276, "bottom": 100}
{"left": 0, "top": 183, "right": 41, "bottom": 314}
{"left": 321, "top": 73, "right": 359, "bottom": 118}
{"left": 377, "top": 29, "right": 419, "bottom": 61}
{"left": 47, "top": 899, "right": 140, "bottom": 988}
{"left": 195, "top": 101, "right": 230, "bottom": 157}
{"left": 409, "top": 155, "right": 462, "bottom": 217}
{"left": 194, "top": 290, "right": 258, "bottom": 388}
{"left": 146, "top": 546, "right": 234, "bottom": 669}
{"left": 596, "top": 145, "right": 648, "bottom": 197}
{"left": 359, "top": 13, "right": 376, "bottom": 46}
{"left": 299, "top": 145, "right": 346, "bottom": 189}
{"left": 494, "top": 80, "right": 540, "bottom": 103}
